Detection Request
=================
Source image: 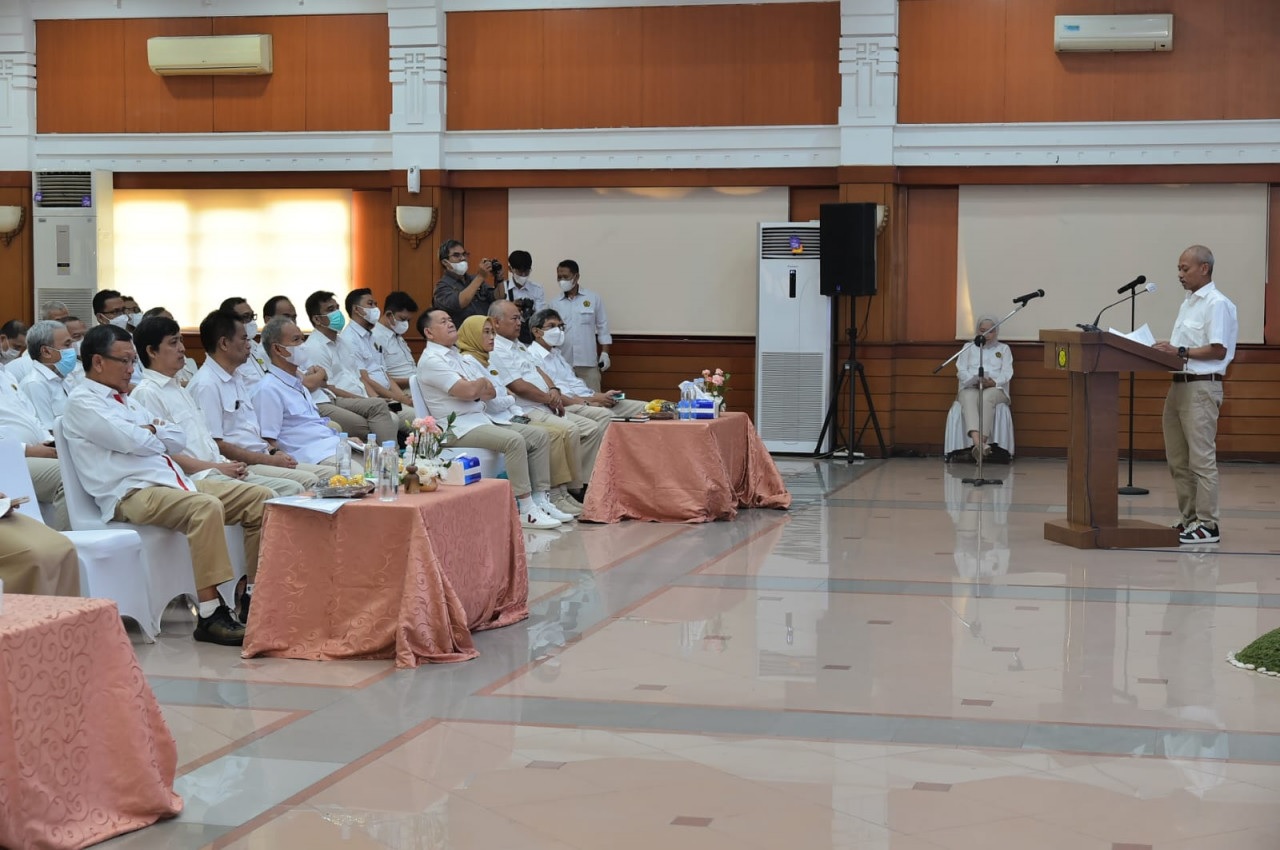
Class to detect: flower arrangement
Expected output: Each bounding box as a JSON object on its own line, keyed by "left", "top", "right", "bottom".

{"left": 404, "top": 412, "right": 458, "bottom": 476}
{"left": 700, "top": 368, "right": 730, "bottom": 398}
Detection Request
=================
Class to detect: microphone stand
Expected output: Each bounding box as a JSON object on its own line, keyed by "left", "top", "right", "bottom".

{"left": 934, "top": 303, "right": 1026, "bottom": 488}
{"left": 1118, "top": 287, "right": 1148, "bottom": 496}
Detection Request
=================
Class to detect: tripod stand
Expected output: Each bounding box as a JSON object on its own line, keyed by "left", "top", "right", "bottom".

{"left": 814, "top": 297, "right": 886, "bottom": 462}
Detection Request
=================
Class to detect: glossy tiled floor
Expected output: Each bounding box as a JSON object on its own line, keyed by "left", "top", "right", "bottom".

{"left": 101, "top": 457, "right": 1280, "bottom": 849}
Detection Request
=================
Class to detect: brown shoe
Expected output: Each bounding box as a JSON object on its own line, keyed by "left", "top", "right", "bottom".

{"left": 194, "top": 604, "right": 247, "bottom": 646}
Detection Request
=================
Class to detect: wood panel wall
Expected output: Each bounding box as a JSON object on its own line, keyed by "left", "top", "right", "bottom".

{"left": 446, "top": 4, "right": 840, "bottom": 131}
{"left": 35, "top": 14, "right": 391, "bottom": 134}
{"left": 0, "top": 175, "right": 33, "bottom": 327}
{"left": 899, "top": 0, "right": 1280, "bottom": 124}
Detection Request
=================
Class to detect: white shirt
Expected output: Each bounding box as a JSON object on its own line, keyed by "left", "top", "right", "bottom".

{"left": 255, "top": 365, "right": 339, "bottom": 465}
{"left": 19, "top": 363, "right": 71, "bottom": 430}
{"left": 1170, "top": 281, "right": 1238, "bottom": 376}
{"left": 528, "top": 342, "right": 594, "bottom": 397}
{"left": 490, "top": 335, "right": 555, "bottom": 413}
{"left": 132, "top": 368, "right": 226, "bottom": 479}
{"left": 340, "top": 321, "right": 392, "bottom": 391}
{"left": 62, "top": 378, "right": 195, "bottom": 523}
{"left": 304, "top": 331, "right": 364, "bottom": 397}
{"left": 415, "top": 342, "right": 494, "bottom": 437}
{"left": 4, "top": 353, "right": 33, "bottom": 384}
{"left": 551, "top": 286, "right": 611, "bottom": 367}
{"left": 236, "top": 339, "right": 270, "bottom": 387}
{"left": 371, "top": 321, "right": 416, "bottom": 381}
{"left": 459, "top": 353, "right": 522, "bottom": 424}
{"left": 956, "top": 340, "right": 1013, "bottom": 390}
{"left": 188, "top": 357, "right": 272, "bottom": 454}
{"left": 0, "top": 371, "right": 52, "bottom": 448}
{"left": 504, "top": 277, "right": 547, "bottom": 313}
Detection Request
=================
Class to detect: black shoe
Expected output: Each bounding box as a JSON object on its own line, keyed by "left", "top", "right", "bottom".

{"left": 236, "top": 590, "right": 252, "bottom": 625}
{"left": 194, "top": 604, "right": 247, "bottom": 646}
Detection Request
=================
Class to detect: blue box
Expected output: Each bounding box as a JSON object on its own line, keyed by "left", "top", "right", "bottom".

{"left": 693, "top": 398, "right": 716, "bottom": 419}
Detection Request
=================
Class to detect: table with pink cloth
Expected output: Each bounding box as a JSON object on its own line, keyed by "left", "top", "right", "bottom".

{"left": 582, "top": 411, "right": 792, "bottom": 523}
{"left": 0, "top": 595, "right": 182, "bottom": 850}
{"left": 242, "top": 479, "right": 528, "bottom": 668}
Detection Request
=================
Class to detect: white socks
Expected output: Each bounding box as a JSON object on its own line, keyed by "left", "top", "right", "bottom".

{"left": 197, "top": 599, "right": 221, "bottom": 618}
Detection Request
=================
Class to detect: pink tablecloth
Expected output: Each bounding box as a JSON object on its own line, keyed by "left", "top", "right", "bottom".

{"left": 242, "top": 479, "right": 529, "bottom": 668}
{"left": 0, "top": 595, "right": 181, "bottom": 850}
{"left": 582, "top": 412, "right": 792, "bottom": 523}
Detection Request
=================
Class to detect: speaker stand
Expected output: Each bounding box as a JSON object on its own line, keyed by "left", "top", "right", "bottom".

{"left": 814, "top": 300, "right": 886, "bottom": 463}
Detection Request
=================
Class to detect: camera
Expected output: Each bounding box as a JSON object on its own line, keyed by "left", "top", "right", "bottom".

{"left": 489, "top": 259, "right": 503, "bottom": 276}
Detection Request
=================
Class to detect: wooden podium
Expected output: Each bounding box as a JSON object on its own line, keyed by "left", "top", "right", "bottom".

{"left": 1039, "top": 330, "right": 1183, "bottom": 550}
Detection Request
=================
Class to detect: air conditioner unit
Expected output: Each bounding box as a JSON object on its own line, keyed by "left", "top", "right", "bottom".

{"left": 755, "top": 223, "right": 830, "bottom": 454}
{"left": 1054, "top": 14, "right": 1173, "bottom": 52}
{"left": 33, "top": 171, "right": 114, "bottom": 323}
{"left": 147, "top": 34, "right": 273, "bottom": 76}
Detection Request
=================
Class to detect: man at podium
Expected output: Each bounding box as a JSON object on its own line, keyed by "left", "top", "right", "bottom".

{"left": 1153, "top": 245, "right": 1238, "bottom": 546}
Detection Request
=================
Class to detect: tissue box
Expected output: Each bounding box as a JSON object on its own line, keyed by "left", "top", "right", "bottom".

{"left": 693, "top": 398, "right": 716, "bottom": 419}
{"left": 441, "top": 454, "right": 482, "bottom": 486}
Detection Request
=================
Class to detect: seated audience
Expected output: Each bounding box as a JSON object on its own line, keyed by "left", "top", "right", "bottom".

{"left": 0, "top": 478, "right": 78, "bottom": 596}
{"left": 19, "top": 320, "right": 75, "bottom": 430}
{"left": 370, "top": 291, "right": 419, "bottom": 393}
{"left": 488, "top": 300, "right": 608, "bottom": 487}
{"left": 340, "top": 287, "right": 416, "bottom": 415}
{"left": 433, "top": 239, "right": 503, "bottom": 328}
{"left": 40, "top": 300, "right": 70, "bottom": 322}
{"left": 0, "top": 375, "right": 68, "bottom": 530}
{"left": 131, "top": 315, "right": 305, "bottom": 499}
{"left": 121, "top": 295, "right": 143, "bottom": 331}
{"left": 528, "top": 308, "right": 650, "bottom": 419}
{"left": 63, "top": 324, "right": 270, "bottom": 645}
{"left": 416, "top": 308, "right": 564, "bottom": 529}
{"left": 255, "top": 317, "right": 351, "bottom": 466}
{"left": 0, "top": 319, "right": 31, "bottom": 382}
{"left": 956, "top": 315, "right": 1014, "bottom": 460}
{"left": 187, "top": 310, "right": 329, "bottom": 490}
{"left": 141, "top": 307, "right": 196, "bottom": 385}
{"left": 301, "top": 290, "right": 398, "bottom": 443}
{"left": 456, "top": 315, "right": 582, "bottom": 518}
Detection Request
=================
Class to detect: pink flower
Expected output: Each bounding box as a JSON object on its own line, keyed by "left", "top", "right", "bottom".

{"left": 421, "top": 416, "right": 436, "bottom": 430}
{"left": 405, "top": 433, "right": 417, "bottom": 445}
{"left": 710, "top": 374, "right": 724, "bottom": 386}
{"left": 714, "top": 368, "right": 724, "bottom": 376}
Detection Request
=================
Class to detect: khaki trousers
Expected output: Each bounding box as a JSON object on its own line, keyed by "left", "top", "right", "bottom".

{"left": 574, "top": 365, "right": 602, "bottom": 392}
{"left": 0, "top": 513, "right": 79, "bottom": 596}
{"left": 246, "top": 462, "right": 333, "bottom": 490}
{"left": 27, "top": 456, "right": 69, "bottom": 532}
{"left": 527, "top": 418, "right": 576, "bottom": 487}
{"left": 448, "top": 422, "right": 551, "bottom": 496}
{"left": 1162, "top": 380, "right": 1223, "bottom": 527}
{"left": 205, "top": 469, "right": 304, "bottom": 497}
{"left": 527, "top": 408, "right": 608, "bottom": 483}
{"left": 319, "top": 397, "right": 398, "bottom": 444}
{"left": 958, "top": 387, "right": 1009, "bottom": 443}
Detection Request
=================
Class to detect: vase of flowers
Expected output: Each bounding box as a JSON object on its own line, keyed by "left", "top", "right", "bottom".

{"left": 404, "top": 412, "right": 458, "bottom": 490}
{"left": 701, "top": 368, "right": 730, "bottom": 415}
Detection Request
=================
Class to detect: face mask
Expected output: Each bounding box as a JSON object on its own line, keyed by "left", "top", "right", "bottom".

{"left": 283, "top": 343, "right": 311, "bottom": 371}
{"left": 362, "top": 306, "right": 381, "bottom": 324}
{"left": 243, "top": 320, "right": 259, "bottom": 339}
{"left": 451, "top": 261, "right": 469, "bottom": 276}
{"left": 55, "top": 347, "right": 78, "bottom": 377}
{"left": 558, "top": 278, "right": 575, "bottom": 293}
{"left": 128, "top": 311, "right": 143, "bottom": 325}
{"left": 108, "top": 314, "right": 131, "bottom": 329}
{"left": 542, "top": 327, "right": 566, "bottom": 347}
{"left": 0, "top": 347, "right": 17, "bottom": 363}
{"left": 512, "top": 274, "right": 528, "bottom": 285}
{"left": 71, "top": 339, "right": 83, "bottom": 354}
{"left": 327, "top": 310, "right": 346, "bottom": 332}
{"left": 392, "top": 319, "right": 409, "bottom": 335}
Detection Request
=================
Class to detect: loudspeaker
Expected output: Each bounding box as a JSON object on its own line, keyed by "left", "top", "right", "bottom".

{"left": 819, "top": 203, "right": 877, "bottom": 296}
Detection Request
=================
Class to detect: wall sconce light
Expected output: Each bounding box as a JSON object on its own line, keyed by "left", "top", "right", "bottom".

{"left": 0, "top": 205, "right": 25, "bottom": 247}
{"left": 395, "top": 205, "right": 436, "bottom": 249}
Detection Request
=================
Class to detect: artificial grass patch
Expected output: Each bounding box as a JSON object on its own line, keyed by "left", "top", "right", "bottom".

{"left": 1227, "top": 627, "right": 1280, "bottom": 676}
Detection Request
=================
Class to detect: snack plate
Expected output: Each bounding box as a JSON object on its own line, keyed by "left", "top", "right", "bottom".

{"left": 313, "top": 482, "right": 375, "bottom": 499}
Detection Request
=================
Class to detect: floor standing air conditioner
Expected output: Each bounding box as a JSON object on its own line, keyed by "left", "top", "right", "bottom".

{"left": 755, "top": 222, "right": 830, "bottom": 454}
{"left": 33, "top": 171, "right": 114, "bottom": 322}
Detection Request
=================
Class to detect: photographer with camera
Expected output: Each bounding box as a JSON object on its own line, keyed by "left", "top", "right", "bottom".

{"left": 432, "top": 239, "right": 506, "bottom": 328}
{"left": 504, "top": 250, "right": 548, "bottom": 313}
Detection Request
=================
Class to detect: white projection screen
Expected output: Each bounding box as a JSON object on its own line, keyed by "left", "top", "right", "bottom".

{"left": 957, "top": 185, "right": 1268, "bottom": 343}
{"left": 508, "top": 187, "right": 789, "bottom": 336}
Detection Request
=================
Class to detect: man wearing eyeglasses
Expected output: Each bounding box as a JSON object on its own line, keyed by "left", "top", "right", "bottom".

{"left": 433, "top": 239, "right": 505, "bottom": 328}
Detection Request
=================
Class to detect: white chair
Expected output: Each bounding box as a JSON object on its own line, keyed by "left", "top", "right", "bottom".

{"left": 52, "top": 420, "right": 245, "bottom": 636}
{"left": 0, "top": 438, "right": 156, "bottom": 640}
{"left": 410, "top": 373, "right": 505, "bottom": 479}
{"left": 944, "top": 399, "right": 1016, "bottom": 457}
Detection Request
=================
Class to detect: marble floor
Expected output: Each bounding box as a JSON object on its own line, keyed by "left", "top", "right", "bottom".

{"left": 101, "top": 457, "right": 1280, "bottom": 850}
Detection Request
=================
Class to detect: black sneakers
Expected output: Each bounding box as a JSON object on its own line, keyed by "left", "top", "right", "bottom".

{"left": 1179, "top": 522, "right": 1220, "bottom": 545}
{"left": 194, "top": 604, "right": 247, "bottom": 646}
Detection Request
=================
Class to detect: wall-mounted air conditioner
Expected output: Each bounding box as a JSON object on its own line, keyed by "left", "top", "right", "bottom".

{"left": 33, "top": 171, "right": 114, "bottom": 323}
{"left": 147, "top": 34, "right": 273, "bottom": 76}
{"left": 1054, "top": 14, "right": 1173, "bottom": 53}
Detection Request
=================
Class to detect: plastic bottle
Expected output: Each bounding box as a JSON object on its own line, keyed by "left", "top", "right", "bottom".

{"left": 363, "top": 433, "right": 379, "bottom": 481}
{"left": 336, "top": 432, "right": 351, "bottom": 478}
{"left": 678, "top": 385, "right": 694, "bottom": 420}
{"left": 378, "top": 440, "right": 400, "bottom": 502}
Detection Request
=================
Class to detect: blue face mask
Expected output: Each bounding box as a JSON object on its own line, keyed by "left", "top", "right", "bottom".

{"left": 55, "top": 346, "right": 78, "bottom": 377}
{"left": 327, "top": 310, "right": 346, "bottom": 331}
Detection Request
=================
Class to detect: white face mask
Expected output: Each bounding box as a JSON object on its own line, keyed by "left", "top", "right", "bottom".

{"left": 392, "top": 319, "right": 409, "bottom": 335}
{"left": 0, "top": 347, "right": 18, "bottom": 362}
{"left": 71, "top": 338, "right": 83, "bottom": 354}
{"left": 451, "top": 261, "right": 469, "bottom": 276}
{"left": 108, "top": 314, "right": 131, "bottom": 329}
{"left": 362, "top": 305, "right": 381, "bottom": 324}
{"left": 128, "top": 311, "right": 143, "bottom": 324}
{"left": 542, "top": 327, "right": 566, "bottom": 347}
{"left": 283, "top": 342, "right": 311, "bottom": 371}
{"left": 243, "top": 320, "right": 259, "bottom": 339}
{"left": 558, "top": 278, "right": 575, "bottom": 293}
{"left": 512, "top": 274, "right": 528, "bottom": 285}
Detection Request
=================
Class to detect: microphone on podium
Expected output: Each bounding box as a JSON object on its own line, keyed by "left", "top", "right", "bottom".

{"left": 1117, "top": 275, "right": 1147, "bottom": 295}
{"left": 1011, "top": 289, "right": 1045, "bottom": 306}
{"left": 1078, "top": 282, "right": 1158, "bottom": 331}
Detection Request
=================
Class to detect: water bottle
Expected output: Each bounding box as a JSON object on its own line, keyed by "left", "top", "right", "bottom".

{"left": 678, "top": 385, "right": 694, "bottom": 420}
{"left": 378, "top": 440, "right": 400, "bottom": 502}
{"left": 336, "top": 432, "right": 352, "bottom": 478}
{"left": 363, "top": 433, "right": 379, "bottom": 481}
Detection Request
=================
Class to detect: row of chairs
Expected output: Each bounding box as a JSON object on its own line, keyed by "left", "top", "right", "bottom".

{"left": 1, "top": 424, "right": 245, "bottom": 642}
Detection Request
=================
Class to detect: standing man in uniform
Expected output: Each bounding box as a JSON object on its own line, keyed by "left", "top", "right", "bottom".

{"left": 551, "top": 259, "right": 612, "bottom": 392}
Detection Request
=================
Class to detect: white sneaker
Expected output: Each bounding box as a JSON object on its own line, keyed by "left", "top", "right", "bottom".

{"left": 554, "top": 496, "right": 584, "bottom": 517}
{"left": 535, "top": 493, "right": 576, "bottom": 522}
{"left": 521, "top": 505, "right": 562, "bottom": 530}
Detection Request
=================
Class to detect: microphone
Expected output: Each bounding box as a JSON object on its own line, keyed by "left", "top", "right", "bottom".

{"left": 1079, "top": 282, "right": 1158, "bottom": 331}
{"left": 1012, "top": 289, "right": 1044, "bottom": 306}
{"left": 1117, "top": 275, "right": 1147, "bottom": 295}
